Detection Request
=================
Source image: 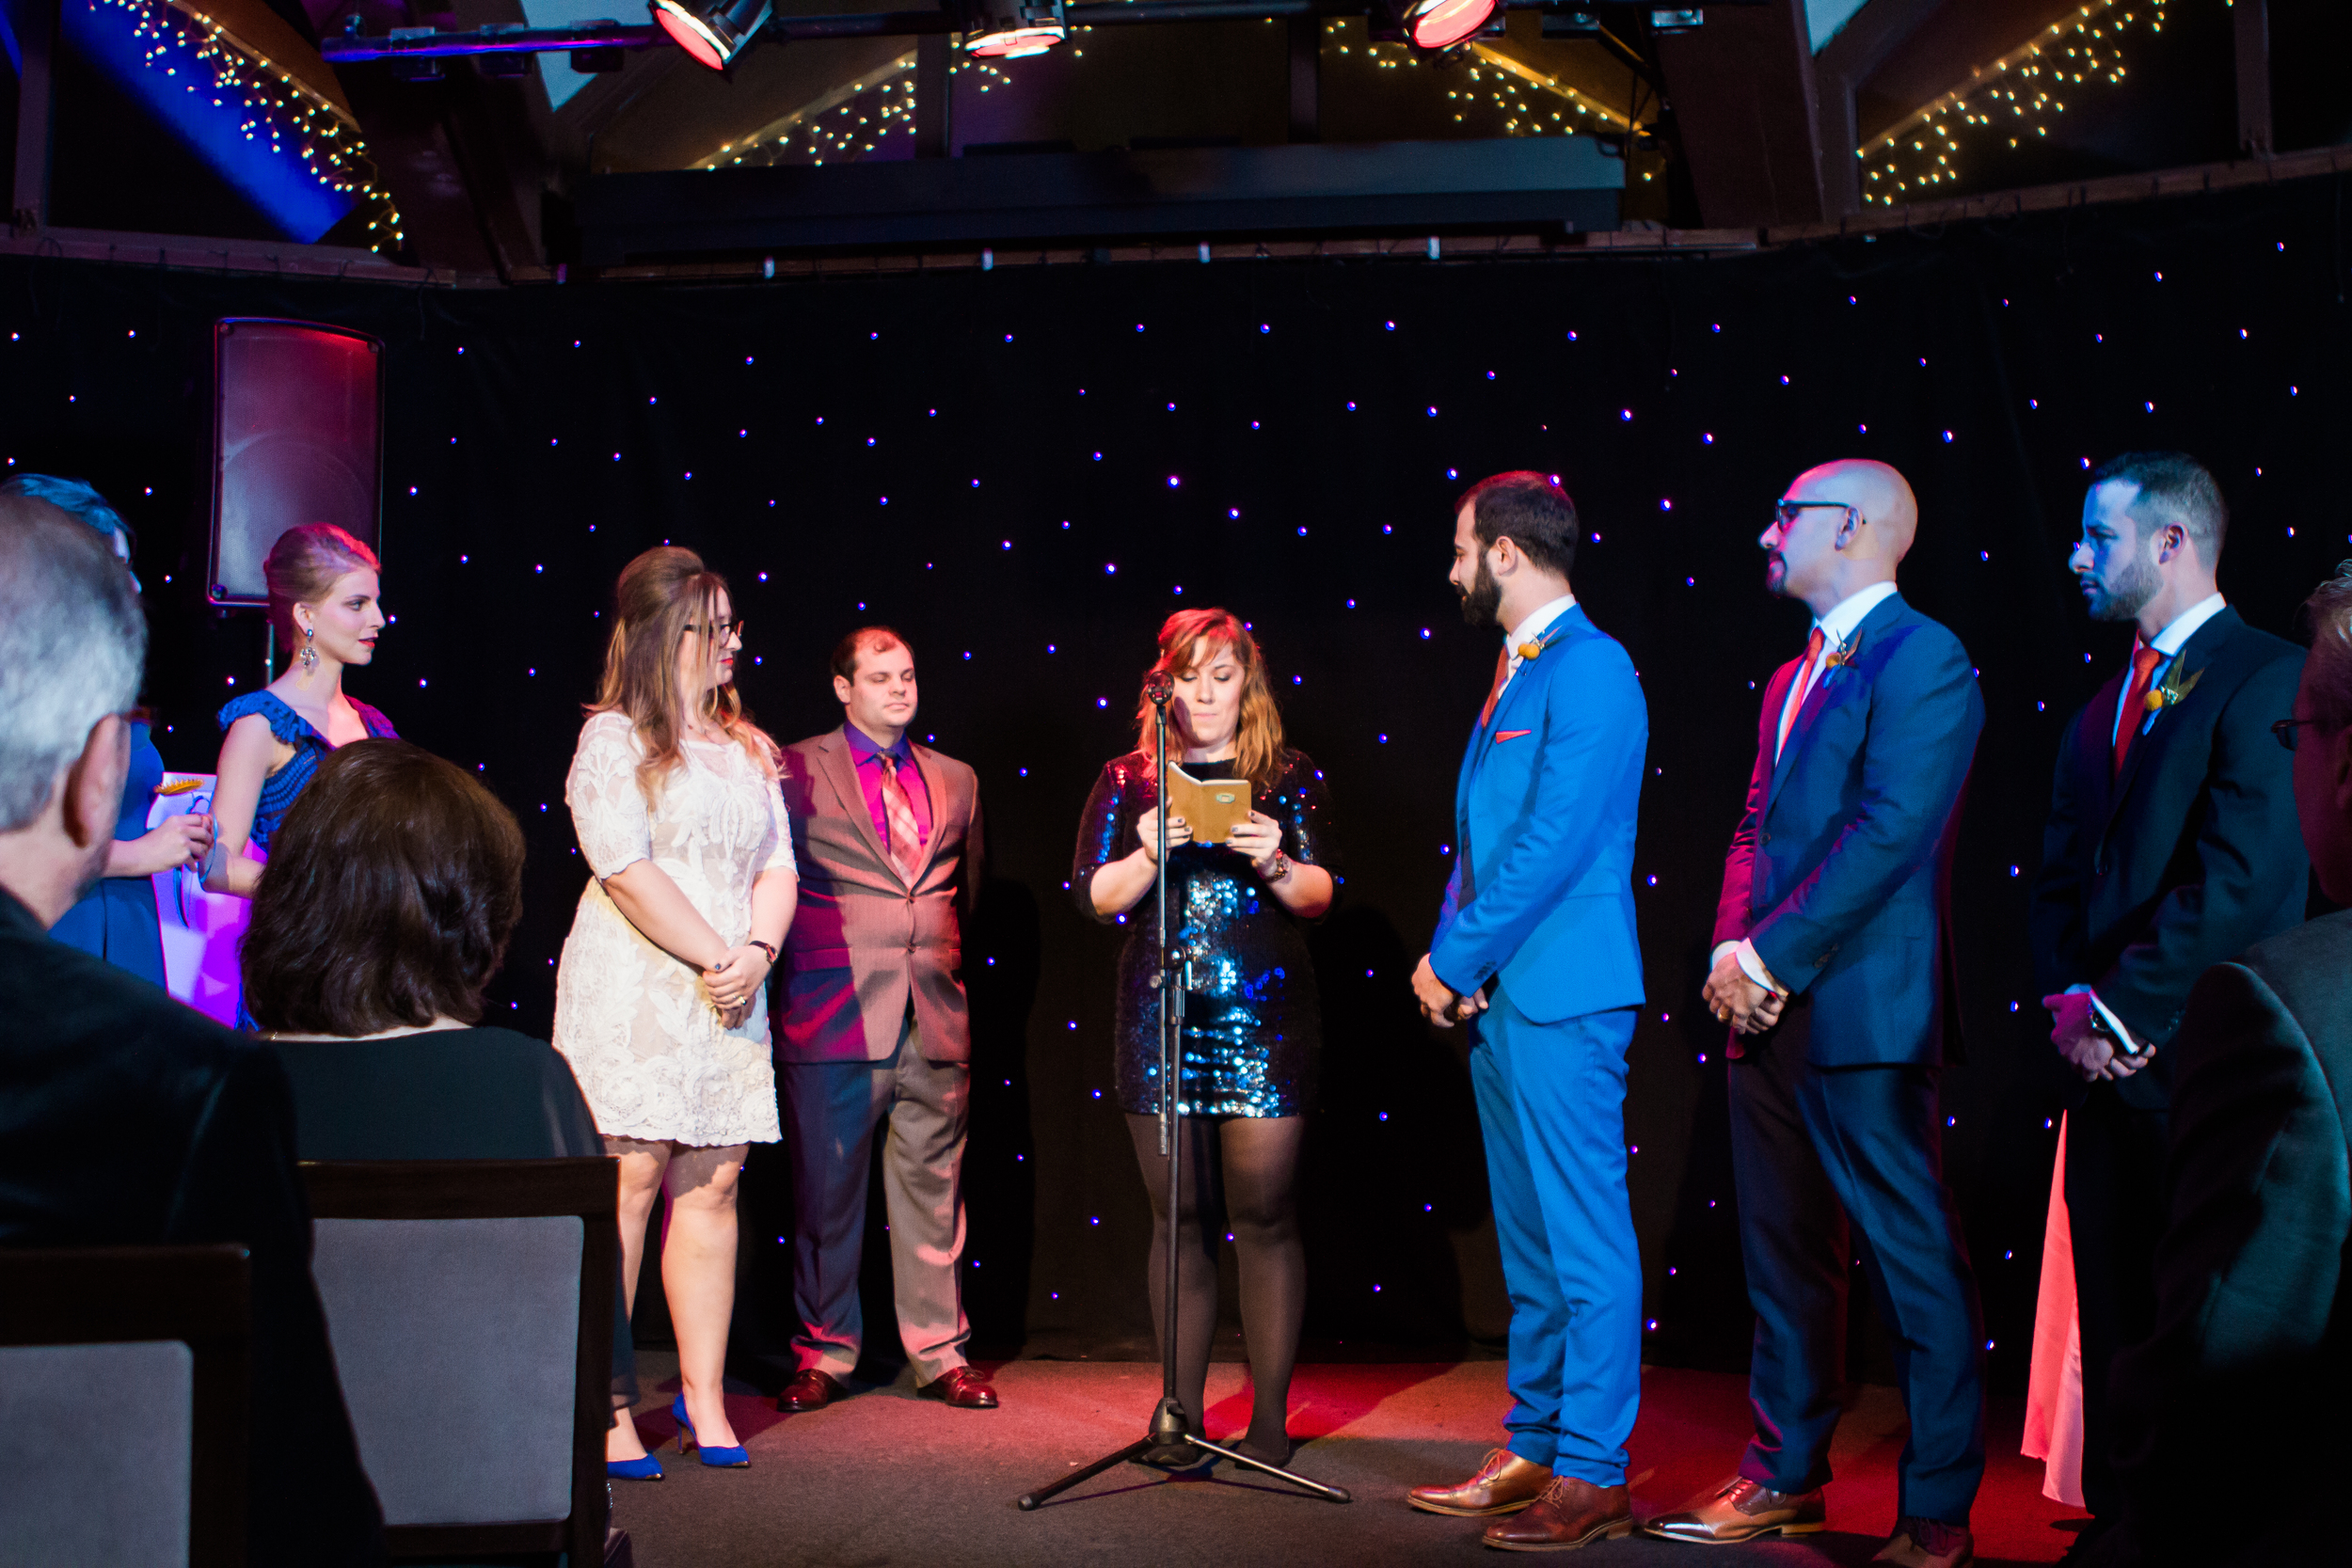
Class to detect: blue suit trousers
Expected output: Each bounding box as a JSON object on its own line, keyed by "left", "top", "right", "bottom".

{"left": 1727, "top": 999, "right": 1986, "bottom": 1524}
{"left": 1468, "top": 992, "right": 1642, "bottom": 1485}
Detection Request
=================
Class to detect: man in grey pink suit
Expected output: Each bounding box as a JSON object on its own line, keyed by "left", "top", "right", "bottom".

{"left": 772, "top": 626, "right": 998, "bottom": 1411}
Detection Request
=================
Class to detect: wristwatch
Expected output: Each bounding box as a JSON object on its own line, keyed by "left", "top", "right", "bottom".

{"left": 748, "top": 940, "right": 778, "bottom": 965}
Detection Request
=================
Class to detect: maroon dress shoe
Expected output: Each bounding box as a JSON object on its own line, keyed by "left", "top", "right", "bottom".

{"left": 1875, "top": 1516, "right": 1975, "bottom": 1568}
{"left": 1644, "top": 1476, "right": 1826, "bottom": 1544}
{"left": 918, "top": 1366, "right": 998, "bottom": 1408}
{"left": 1482, "top": 1477, "right": 1634, "bottom": 1552}
{"left": 775, "top": 1370, "right": 844, "bottom": 1413}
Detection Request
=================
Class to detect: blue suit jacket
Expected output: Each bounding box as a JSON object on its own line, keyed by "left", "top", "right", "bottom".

{"left": 1711, "top": 591, "right": 1982, "bottom": 1069}
{"left": 1431, "top": 602, "right": 1647, "bottom": 1024}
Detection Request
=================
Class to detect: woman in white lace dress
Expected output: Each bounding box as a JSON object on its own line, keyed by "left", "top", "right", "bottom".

{"left": 553, "top": 546, "right": 797, "bottom": 1474}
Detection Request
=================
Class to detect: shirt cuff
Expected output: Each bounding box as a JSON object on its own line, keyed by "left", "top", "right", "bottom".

{"left": 1734, "top": 940, "right": 1788, "bottom": 998}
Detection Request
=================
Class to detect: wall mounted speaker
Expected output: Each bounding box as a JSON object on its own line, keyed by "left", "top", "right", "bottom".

{"left": 208, "top": 319, "right": 383, "bottom": 607}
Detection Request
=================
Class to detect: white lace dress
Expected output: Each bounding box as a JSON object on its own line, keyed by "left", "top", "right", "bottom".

{"left": 551, "top": 710, "right": 792, "bottom": 1148}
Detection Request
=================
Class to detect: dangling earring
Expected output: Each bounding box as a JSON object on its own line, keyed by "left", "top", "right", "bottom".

{"left": 299, "top": 624, "right": 318, "bottom": 673}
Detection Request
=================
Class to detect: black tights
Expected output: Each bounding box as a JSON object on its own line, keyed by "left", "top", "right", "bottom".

{"left": 1125, "top": 1113, "right": 1307, "bottom": 1452}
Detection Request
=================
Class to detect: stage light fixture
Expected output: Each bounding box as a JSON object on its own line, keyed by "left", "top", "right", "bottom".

{"left": 960, "top": 0, "right": 1067, "bottom": 58}
{"left": 647, "top": 0, "right": 772, "bottom": 71}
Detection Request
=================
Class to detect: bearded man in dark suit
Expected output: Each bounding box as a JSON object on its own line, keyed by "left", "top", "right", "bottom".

{"left": 2028, "top": 452, "right": 2305, "bottom": 1560}
{"left": 2084, "top": 565, "right": 2352, "bottom": 1566}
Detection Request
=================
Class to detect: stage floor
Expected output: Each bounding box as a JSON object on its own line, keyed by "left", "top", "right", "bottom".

{"left": 611, "top": 1354, "right": 2080, "bottom": 1566}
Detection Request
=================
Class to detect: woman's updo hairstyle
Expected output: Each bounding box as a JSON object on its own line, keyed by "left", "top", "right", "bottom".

{"left": 264, "top": 523, "right": 379, "bottom": 644}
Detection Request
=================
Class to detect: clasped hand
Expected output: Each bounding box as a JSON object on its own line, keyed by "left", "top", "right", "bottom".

{"left": 702, "top": 944, "right": 771, "bottom": 1030}
{"left": 2042, "top": 990, "right": 2146, "bottom": 1082}
{"left": 1411, "top": 954, "right": 1485, "bottom": 1027}
{"left": 1700, "top": 947, "right": 1784, "bottom": 1036}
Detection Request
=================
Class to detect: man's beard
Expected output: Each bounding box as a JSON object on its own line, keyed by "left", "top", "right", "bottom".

{"left": 1458, "top": 559, "right": 1502, "bottom": 627}
{"left": 2084, "top": 551, "right": 2160, "bottom": 623}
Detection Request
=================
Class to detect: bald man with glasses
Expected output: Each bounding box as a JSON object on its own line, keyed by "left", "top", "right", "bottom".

{"left": 1651, "top": 462, "right": 1986, "bottom": 1568}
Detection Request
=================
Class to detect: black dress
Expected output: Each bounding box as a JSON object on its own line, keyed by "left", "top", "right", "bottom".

{"left": 267, "top": 1026, "right": 635, "bottom": 1402}
{"left": 1071, "top": 749, "right": 1338, "bottom": 1117}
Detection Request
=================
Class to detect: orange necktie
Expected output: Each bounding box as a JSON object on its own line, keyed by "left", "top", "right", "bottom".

{"left": 2114, "top": 643, "right": 2164, "bottom": 776}
{"left": 1774, "top": 627, "right": 1827, "bottom": 762}
{"left": 1476, "top": 647, "right": 1510, "bottom": 731}
{"left": 879, "top": 754, "right": 924, "bottom": 881}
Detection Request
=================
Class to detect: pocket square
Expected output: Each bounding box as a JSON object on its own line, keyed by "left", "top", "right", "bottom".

{"left": 1494, "top": 729, "right": 1533, "bottom": 742}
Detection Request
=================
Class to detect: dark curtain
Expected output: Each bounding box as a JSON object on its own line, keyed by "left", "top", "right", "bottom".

{"left": 6, "top": 173, "right": 2344, "bottom": 1386}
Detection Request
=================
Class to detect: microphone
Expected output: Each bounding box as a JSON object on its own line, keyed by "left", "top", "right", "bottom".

{"left": 1143, "top": 670, "right": 1174, "bottom": 705}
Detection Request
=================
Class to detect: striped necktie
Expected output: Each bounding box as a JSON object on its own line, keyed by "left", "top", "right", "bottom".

{"left": 879, "top": 754, "right": 923, "bottom": 881}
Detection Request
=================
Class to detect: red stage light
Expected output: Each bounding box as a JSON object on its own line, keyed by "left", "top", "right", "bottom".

{"left": 1406, "top": 0, "right": 1496, "bottom": 50}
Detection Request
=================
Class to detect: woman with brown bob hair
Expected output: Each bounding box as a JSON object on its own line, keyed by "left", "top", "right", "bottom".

{"left": 1071, "top": 607, "right": 1340, "bottom": 1471}
{"left": 552, "top": 546, "right": 797, "bottom": 1476}
{"left": 243, "top": 739, "right": 636, "bottom": 1430}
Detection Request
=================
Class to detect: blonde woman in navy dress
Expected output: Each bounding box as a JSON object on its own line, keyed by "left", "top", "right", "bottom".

{"left": 208, "top": 524, "right": 396, "bottom": 900}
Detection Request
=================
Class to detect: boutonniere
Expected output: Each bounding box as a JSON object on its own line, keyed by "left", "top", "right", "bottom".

{"left": 2144, "top": 659, "right": 2203, "bottom": 713}
{"left": 1820, "top": 631, "right": 1862, "bottom": 673}
{"left": 1514, "top": 625, "right": 1567, "bottom": 663}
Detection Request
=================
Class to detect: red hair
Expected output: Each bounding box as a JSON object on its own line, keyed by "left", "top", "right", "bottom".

{"left": 1130, "top": 608, "right": 1286, "bottom": 789}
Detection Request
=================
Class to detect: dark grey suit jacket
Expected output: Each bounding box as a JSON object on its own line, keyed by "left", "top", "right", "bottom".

{"left": 2102, "top": 910, "right": 2352, "bottom": 1566}
{"left": 773, "top": 726, "right": 983, "bottom": 1063}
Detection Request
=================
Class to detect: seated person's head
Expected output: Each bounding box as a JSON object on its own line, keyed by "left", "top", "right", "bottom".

{"left": 243, "top": 740, "right": 524, "bottom": 1036}
{"left": 0, "top": 495, "right": 146, "bottom": 926}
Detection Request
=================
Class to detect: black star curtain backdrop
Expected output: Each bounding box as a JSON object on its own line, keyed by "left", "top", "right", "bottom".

{"left": 7, "top": 176, "right": 2346, "bottom": 1386}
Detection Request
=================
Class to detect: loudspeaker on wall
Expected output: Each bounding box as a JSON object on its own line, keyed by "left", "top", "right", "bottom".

{"left": 208, "top": 319, "right": 383, "bottom": 606}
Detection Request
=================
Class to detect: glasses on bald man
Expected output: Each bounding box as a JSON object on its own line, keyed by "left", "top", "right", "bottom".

{"left": 1772, "top": 499, "right": 1865, "bottom": 531}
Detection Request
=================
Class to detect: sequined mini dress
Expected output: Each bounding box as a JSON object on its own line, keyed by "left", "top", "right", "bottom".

{"left": 1072, "top": 749, "right": 1338, "bottom": 1118}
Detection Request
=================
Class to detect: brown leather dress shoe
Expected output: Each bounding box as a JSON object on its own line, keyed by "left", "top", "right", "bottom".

{"left": 775, "top": 1370, "right": 843, "bottom": 1413}
{"left": 918, "top": 1366, "right": 999, "bottom": 1408}
{"left": 1644, "top": 1476, "right": 1827, "bottom": 1544}
{"left": 1483, "top": 1478, "right": 1633, "bottom": 1552}
{"left": 1408, "top": 1449, "right": 1554, "bottom": 1517}
{"left": 1874, "top": 1516, "right": 1975, "bottom": 1568}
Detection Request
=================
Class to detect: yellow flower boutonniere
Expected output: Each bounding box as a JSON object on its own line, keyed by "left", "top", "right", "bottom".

{"left": 1517, "top": 641, "right": 1545, "bottom": 661}
{"left": 1821, "top": 632, "right": 1862, "bottom": 673}
{"left": 2144, "top": 659, "right": 2204, "bottom": 714}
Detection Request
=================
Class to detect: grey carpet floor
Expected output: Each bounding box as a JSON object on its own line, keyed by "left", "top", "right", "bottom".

{"left": 609, "top": 1356, "right": 2078, "bottom": 1567}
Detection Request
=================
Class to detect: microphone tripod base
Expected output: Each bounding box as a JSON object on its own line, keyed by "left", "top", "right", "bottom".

{"left": 1014, "top": 1397, "right": 1352, "bottom": 1511}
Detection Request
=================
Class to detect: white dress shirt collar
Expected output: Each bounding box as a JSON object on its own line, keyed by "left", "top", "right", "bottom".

{"left": 1812, "top": 580, "right": 1899, "bottom": 651}
{"left": 2148, "top": 592, "right": 2227, "bottom": 657}
{"left": 1504, "top": 593, "right": 1578, "bottom": 658}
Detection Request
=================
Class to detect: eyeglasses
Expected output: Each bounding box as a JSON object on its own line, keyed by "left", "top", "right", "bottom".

{"left": 1772, "top": 499, "right": 1864, "bottom": 531}
{"left": 2273, "top": 716, "right": 2322, "bottom": 752}
{"left": 686, "top": 618, "right": 745, "bottom": 640}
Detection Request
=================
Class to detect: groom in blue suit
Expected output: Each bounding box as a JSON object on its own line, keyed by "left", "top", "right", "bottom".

{"left": 1406, "top": 472, "right": 1649, "bottom": 1551}
{"left": 1650, "top": 461, "right": 1984, "bottom": 1568}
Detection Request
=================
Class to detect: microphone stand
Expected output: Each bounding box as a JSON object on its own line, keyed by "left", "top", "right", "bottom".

{"left": 1018, "top": 674, "right": 1348, "bottom": 1510}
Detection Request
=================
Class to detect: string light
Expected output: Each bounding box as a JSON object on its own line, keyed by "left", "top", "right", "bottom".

{"left": 1328, "top": 21, "right": 1631, "bottom": 138}
{"left": 1861, "top": 0, "right": 2168, "bottom": 206}
{"left": 699, "top": 55, "right": 1022, "bottom": 167}
{"left": 94, "top": 0, "right": 403, "bottom": 248}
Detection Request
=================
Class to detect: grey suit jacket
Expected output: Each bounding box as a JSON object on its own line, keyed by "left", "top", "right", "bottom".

{"left": 774, "top": 726, "right": 982, "bottom": 1063}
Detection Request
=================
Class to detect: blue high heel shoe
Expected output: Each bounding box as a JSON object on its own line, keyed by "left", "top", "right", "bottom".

{"left": 606, "top": 1453, "right": 664, "bottom": 1482}
{"left": 671, "top": 1393, "right": 750, "bottom": 1468}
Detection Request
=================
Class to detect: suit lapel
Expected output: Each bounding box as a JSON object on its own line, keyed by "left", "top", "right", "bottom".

{"left": 1470, "top": 606, "right": 1583, "bottom": 775}
{"left": 1764, "top": 594, "right": 1907, "bottom": 816}
{"left": 2097, "top": 609, "right": 2242, "bottom": 845}
{"left": 818, "top": 727, "right": 901, "bottom": 886}
{"left": 906, "top": 744, "right": 964, "bottom": 885}
{"left": 1756, "top": 656, "right": 1805, "bottom": 817}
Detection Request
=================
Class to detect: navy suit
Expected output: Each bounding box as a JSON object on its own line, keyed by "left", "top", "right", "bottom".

{"left": 1431, "top": 601, "right": 1647, "bottom": 1485}
{"left": 1711, "top": 590, "right": 1986, "bottom": 1524}
{"left": 2027, "top": 606, "right": 2305, "bottom": 1524}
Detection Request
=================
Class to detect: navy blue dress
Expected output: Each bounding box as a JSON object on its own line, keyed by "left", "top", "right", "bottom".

{"left": 215, "top": 690, "right": 398, "bottom": 851}
{"left": 49, "top": 720, "right": 168, "bottom": 986}
{"left": 1072, "top": 750, "right": 1338, "bottom": 1118}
